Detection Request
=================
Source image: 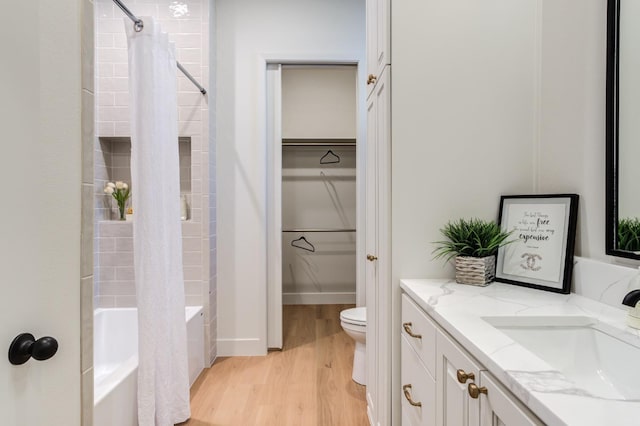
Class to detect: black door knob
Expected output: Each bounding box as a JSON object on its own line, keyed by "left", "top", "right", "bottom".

{"left": 8, "top": 333, "right": 58, "bottom": 365}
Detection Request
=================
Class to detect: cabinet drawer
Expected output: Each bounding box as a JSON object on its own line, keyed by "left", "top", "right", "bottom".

{"left": 402, "top": 293, "right": 437, "bottom": 375}
{"left": 401, "top": 336, "right": 436, "bottom": 426}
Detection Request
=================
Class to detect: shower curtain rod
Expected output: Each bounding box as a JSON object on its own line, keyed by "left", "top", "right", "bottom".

{"left": 113, "top": 0, "right": 207, "bottom": 95}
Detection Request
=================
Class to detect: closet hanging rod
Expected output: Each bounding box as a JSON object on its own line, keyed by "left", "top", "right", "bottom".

{"left": 282, "top": 139, "right": 356, "bottom": 146}
{"left": 282, "top": 228, "right": 356, "bottom": 233}
{"left": 112, "top": 0, "right": 207, "bottom": 95}
{"left": 282, "top": 142, "right": 356, "bottom": 147}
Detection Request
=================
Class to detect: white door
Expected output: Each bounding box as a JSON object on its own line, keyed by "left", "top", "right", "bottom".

{"left": 436, "top": 330, "right": 481, "bottom": 426}
{"left": 478, "top": 371, "right": 543, "bottom": 426}
{"left": 365, "top": 0, "right": 390, "bottom": 97}
{"left": 365, "top": 67, "right": 391, "bottom": 426}
{"left": 1, "top": 2, "right": 83, "bottom": 425}
{"left": 365, "top": 83, "right": 379, "bottom": 423}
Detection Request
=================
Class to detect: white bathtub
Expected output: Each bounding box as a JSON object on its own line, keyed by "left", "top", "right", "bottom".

{"left": 93, "top": 306, "right": 204, "bottom": 426}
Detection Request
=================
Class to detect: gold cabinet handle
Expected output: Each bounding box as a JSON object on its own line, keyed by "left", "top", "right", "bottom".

{"left": 402, "top": 322, "right": 422, "bottom": 339}
{"left": 402, "top": 384, "right": 422, "bottom": 407}
{"left": 468, "top": 383, "right": 488, "bottom": 399}
{"left": 366, "top": 254, "right": 378, "bottom": 261}
{"left": 367, "top": 74, "right": 378, "bottom": 85}
{"left": 457, "top": 369, "right": 475, "bottom": 384}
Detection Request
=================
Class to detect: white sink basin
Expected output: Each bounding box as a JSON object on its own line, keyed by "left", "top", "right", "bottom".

{"left": 482, "top": 316, "right": 640, "bottom": 400}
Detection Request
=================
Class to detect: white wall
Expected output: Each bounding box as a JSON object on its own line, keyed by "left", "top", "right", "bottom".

{"left": 392, "top": 0, "right": 538, "bottom": 284}
{"left": 536, "top": 1, "right": 608, "bottom": 261}
{"left": 282, "top": 66, "right": 357, "bottom": 139}
{"left": 391, "top": 0, "right": 612, "bottom": 287}
{"left": 215, "top": 0, "right": 365, "bottom": 355}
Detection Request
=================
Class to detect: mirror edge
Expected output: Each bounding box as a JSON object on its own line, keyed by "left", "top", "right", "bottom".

{"left": 605, "top": 0, "right": 639, "bottom": 259}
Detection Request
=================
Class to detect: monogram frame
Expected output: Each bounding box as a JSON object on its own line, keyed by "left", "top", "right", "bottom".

{"left": 495, "top": 194, "right": 579, "bottom": 294}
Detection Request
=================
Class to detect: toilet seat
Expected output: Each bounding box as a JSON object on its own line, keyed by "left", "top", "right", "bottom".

{"left": 340, "top": 307, "right": 366, "bottom": 326}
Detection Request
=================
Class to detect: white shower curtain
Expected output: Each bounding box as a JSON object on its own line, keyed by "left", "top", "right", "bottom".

{"left": 125, "top": 17, "right": 190, "bottom": 426}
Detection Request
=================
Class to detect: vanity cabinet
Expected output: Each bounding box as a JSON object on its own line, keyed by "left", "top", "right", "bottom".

{"left": 401, "top": 293, "right": 542, "bottom": 426}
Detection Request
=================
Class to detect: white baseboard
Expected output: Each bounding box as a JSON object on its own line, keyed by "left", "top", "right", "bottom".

{"left": 367, "top": 394, "right": 375, "bottom": 425}
{"left": 283, "top": 292, "right": 356, "bottom": 305}
{"left": 216, "top": 338, "right": 266, "bottom": 356}
{"left": 367, "top": 406, "right": 374, "bottom": 426}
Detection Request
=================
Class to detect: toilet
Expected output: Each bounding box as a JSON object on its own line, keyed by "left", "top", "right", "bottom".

{"left": 340, "top": 307, "right": 366, "bottom": 385}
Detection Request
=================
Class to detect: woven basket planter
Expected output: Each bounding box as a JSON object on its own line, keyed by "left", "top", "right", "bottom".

{"left": 455, "top": 255, "right": 496, "bottom": 286}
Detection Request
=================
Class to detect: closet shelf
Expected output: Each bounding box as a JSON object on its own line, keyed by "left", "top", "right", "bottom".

{"left": 282, "top": 138, "right": 356, "bottom": 147}
{"left": 283, "top": 228, "right": 356, "bottom": 233}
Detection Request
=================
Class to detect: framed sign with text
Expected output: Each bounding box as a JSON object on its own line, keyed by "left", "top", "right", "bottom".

{"left": 495, "top": 194, "right": 579, "bottom": 294}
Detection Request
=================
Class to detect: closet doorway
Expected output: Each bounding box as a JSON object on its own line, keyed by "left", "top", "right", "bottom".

{"left": 266, "top": 63, "right": 363, "bottom": 349}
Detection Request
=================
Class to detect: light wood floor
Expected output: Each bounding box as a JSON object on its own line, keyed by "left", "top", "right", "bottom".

{"left": 182, "top": 304, "right": 368, "bottom": 426}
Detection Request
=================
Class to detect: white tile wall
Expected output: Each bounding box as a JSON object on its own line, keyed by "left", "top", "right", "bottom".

{"left": 94, "top": 0, "right": 215, "bottom": 363}
{"left": 96, "top": 221, "right": 209, "bottom": 305}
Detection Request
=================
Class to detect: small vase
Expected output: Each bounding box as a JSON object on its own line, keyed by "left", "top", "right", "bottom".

{"left": 118, "top": 204, "right": 126, "bottom": 221}
{"left": 454, "top": 255, "right": 495, "bottom": 286}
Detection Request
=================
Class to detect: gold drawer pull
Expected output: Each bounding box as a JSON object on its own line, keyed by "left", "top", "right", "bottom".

{"left": 402, "top": 322, "right": 422, "bottom": 339}
{"left": 468, "top": 383, "right": 488, "bottom": 399}
{"left": 457, "top": 369, "right": 475, "bottom": 384}
{"left": 402, "top": 384, "right": 422, "bottom": 407}
{"left": 367, "top": 254, "right": 378, "bottom": 261}
{"left": 367, "top": 74, "right": 378, "bottom": 85}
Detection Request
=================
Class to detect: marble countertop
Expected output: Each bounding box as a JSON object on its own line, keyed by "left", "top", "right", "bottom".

{"left": 400, "top": 279, "right": 640, "bottom": 426}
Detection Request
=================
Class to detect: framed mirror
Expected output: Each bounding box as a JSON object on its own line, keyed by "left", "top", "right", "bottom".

{"left": 606, "top": 0, "right": 640, "bottom": 259}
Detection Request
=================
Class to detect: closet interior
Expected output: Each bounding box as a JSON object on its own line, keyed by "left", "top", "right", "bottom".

{"left": 281, "top": 65, "right": 357, "bottom": 305}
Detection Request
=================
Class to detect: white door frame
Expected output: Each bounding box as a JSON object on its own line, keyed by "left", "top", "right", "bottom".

{"left": 266, "top": 63, "right": 283, "bottom": 349}
{"left": 261, "top": 54, "right": 366, "bottom": 350}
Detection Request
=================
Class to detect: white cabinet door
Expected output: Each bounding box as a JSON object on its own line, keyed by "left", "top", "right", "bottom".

{"left": 0, "top": 2, "right": 82, "bottom": 425}
{"left": 478, "top": 372, "right": 543, "bottom": 426}
{"left": 402, "top": 408, "right": 414, "bottom": 426}
{"left": 365, "top": 72, "right": 379, "bottom": 425}
{"left": 401, "top": 336, "right": 436, "bottom": 426}
{"left": 365, "top": 68, "right": 391, "bottom": 426}
{"left": 366, "top": 0, "right": 390, "bottom": 96}
{"left": 436, "top": 330, "right": 481, "bottom": 426}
